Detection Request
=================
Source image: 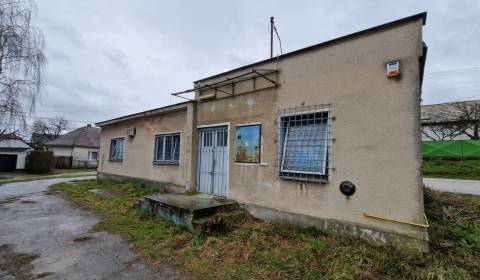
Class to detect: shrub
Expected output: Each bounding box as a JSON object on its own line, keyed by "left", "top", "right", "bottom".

{"left": 25, "top": 150, "right": 56, "bottom": 174}
{"left": 201, "top": 213, "right": 233, "bottom": 236}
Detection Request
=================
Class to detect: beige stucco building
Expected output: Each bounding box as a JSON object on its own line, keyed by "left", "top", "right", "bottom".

{"left": 45, "top": 125, "right": 101, "bottom": 168}
{"left": 97, "top": 13, "right": 429, "bottom": 251}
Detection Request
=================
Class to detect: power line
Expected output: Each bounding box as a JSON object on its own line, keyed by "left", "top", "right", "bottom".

{"left": 427, "top": 66, "right": 480, "bottom": 75}
{"left": 458, "top": 93, "right": 480, "bottom": 100}
{"left": 24, "top": 116, "right": 95, "bottom": 123}
{"left": 38, "top": 105, "right": 129, "bottom": 108}
{"left": 1, "top": 66, "right": 477, "bottom": 125}
{"left": 0, "top": 113, "right": 96, "bottom": 123}
{"left": 426, "top": 93, "right": 480, "bottom": 104}
{"left": 269, "top": 17, "right": 283, "bottom": 57}
{"left": 426, "top": 67, "right": 480, "bottom": 79}
{"left": 35, "top": 109, "right": 130, "bottom": 113}
{"left": 422, "top": 80, "right": 480, "bottom": 90}
{"left": 422, "top": 86, "right": 480, "bottom": 93}
{"left": 273, "top": 24, "right": 283, "bottom": 55}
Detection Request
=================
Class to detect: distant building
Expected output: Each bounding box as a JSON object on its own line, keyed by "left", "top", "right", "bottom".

{"left": 421, "top": 100, "right": 479, "bottom": 141}
{"left": 45, "top": 124, "right": 100, "bottom": 168}
{"left": 0, "top": 134, "right": 33, "bottom": 171}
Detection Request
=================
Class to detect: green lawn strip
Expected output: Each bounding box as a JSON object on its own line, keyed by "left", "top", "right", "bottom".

{"left": 0, "top": 170, "right": 96, "bottom": 185}
{"left": 52, "top": 180, "right": 480, "bottom": 280}
{"left": 422, "top": 160, "right": 480, "bottom": 180}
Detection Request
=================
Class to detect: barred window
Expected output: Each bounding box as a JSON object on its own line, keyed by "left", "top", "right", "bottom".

{"left": 154, "top": 133, "right": 180, "bottom": 164}
{"left": 109, "top": 138, "right": 124, "bottom": 161}
{"left": 279, "top": 110, "right": 329, "bottom": 182}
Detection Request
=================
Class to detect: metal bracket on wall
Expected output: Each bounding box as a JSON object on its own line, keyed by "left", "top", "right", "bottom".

{"left": 170, "top": 69, "right": 279, "bottom": 102}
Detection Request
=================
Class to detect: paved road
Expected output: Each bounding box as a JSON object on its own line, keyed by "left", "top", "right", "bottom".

{"left": 423, "top": 178, "right": 480, "bottom": 196}
{"left": 0, "top": 177, "right": 188, "bottom": 280}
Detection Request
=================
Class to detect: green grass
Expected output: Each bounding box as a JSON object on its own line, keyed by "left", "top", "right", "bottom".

{"left": 52, "top": 180, "right": 480, "bottom": 279}
{"left": 53, "top": 168, "right": 97, "bottom": 174}
{"left": 422, "top": 159, "right": 480, "bottom": 180}
{"left": 0, "top": 169, "right": 96, "bottom": 185}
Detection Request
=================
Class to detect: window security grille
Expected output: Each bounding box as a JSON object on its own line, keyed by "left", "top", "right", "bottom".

{"left": 154, "top": 134, "right": 180, "bottom": 164}
{"left": 277, "top": 104, "right": 331, "bottom": 182}
{"left": 109, "top": 138, "right": 124, "bottom": 161}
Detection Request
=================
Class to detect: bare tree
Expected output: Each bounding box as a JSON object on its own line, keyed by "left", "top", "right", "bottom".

{"left": 0, "top": 0, "right": 46, "bottom": 135}
{"left": 421, "top": 124, "right": 461, "bottom": 141}
{"left": 31, "top": 116, "right": 69, "bottom": 138}
{"left": 453, "top": 101, "right": 480, "bottom": 140}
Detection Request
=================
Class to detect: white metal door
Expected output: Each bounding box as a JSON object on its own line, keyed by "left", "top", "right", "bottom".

{"left": 198, "top": 126, "right": 228, "bottom": 197}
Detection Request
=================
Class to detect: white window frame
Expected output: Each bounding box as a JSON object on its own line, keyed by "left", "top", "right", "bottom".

{"left": 279, "top": 108, "right": 330, "bottom": 177}
{"left": 88, "top": 151, "right": 99, "bottom": 161}
{"left": 109, "top": 137, "right": 124, "bottom": 161}
{"left": 153, "top": 132, "right": 180, "bottom": 164}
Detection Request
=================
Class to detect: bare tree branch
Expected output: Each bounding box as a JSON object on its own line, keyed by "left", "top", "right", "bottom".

{"left": 453, "top": 101, "right": 480, "bottom": 140}
{"left": 0, "top": 0, "right": 46, "bottom": 134}
{"left": 421, "top": 123, "right": 462, "bottom": 141}
{"left": 31, "top": 115, "right": 69, "bottom": 137}
{"left": 422, "top": 101, "right": 480, "bottom": 141}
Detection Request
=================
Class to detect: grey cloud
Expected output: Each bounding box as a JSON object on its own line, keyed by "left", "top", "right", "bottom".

{"left": 41, "top": 17, "right": 85, "bottom": 47}
{"left": 31, "top": 0, "right": 480, "bottom": 129}
{"left": 97, "top": 45, "right": 131, "bottom": 74}
{"left": 226, "top": 52, "right": 257, "bottom": 68}
{"left": 45, "top": 47, "right": 71, "bottom": 63}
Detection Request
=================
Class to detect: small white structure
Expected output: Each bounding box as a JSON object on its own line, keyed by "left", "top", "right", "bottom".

{"left": 0, "top": 134, "right": 33, "bottom": 171}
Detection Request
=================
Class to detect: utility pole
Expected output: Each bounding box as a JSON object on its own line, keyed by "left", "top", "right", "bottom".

{"left": 270, "top": 17, "right": 274, "bottom": 58}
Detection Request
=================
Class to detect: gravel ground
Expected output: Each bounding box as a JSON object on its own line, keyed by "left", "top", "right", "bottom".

{"left": 0, "top": 177, "right": 189, "bottom": 280}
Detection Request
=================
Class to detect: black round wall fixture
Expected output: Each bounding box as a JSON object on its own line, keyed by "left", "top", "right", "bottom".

{"left": 339, "top": 181, "right": 356, "bottom": 196}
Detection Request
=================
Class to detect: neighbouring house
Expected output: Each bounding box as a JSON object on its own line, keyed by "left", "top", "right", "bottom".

{"left": 96, "top": 13, "right": 428, "bottom": 251}
{"left": 45, "top": 124, "right": 100, "bottom": 168}
{"left": 421, "top": 100, "right": 480, "bottom": 141}
{"left": 30, "top": 133, "right": 59, "bottom": 150}
{"left": 0, "top": 134, "right": 33, "bottom": 171}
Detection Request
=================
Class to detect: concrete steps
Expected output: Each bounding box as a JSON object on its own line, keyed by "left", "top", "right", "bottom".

{"left": 137, "top": 193, "right": 244, "bottom": 233}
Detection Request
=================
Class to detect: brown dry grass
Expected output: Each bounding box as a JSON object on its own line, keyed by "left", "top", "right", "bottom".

{"left": 53, "top": 180, "right": 480, "bottom": 280}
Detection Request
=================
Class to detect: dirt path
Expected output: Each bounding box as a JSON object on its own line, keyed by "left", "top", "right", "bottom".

{"left": 0, "top": 177, "right": 189, "bottom": 280}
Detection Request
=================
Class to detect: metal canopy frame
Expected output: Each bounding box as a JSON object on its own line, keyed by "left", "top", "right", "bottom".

{"left": 171, "top": 69, "right": 279, "bottom": 101}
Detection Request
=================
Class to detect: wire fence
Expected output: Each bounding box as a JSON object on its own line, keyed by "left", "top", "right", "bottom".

{"left": 422, "top": 140, "right": 480, "bottom": 158}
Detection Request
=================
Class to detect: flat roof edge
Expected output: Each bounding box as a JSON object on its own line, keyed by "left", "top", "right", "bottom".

{"left": 95, "top": 101, "right": 191, "bottom": 127}
{"left": 195, "top": 12, "right": 427, "bottom": 83}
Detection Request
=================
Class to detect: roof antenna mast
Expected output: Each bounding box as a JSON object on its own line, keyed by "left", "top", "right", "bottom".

{"left": 270, "top": 17, "right": 274, "bottom": 58}
{"left": 270, "top": 17, "right": 283, "bottom": 58}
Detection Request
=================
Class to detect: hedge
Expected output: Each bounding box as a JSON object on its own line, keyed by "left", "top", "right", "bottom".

{"left": 25, "top": 150, "right": 56, "bottom": 174}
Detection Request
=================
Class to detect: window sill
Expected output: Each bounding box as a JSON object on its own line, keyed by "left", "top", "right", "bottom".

{"left": 279, "top": 175, "right": 329, "bottom": 184}
{"left": 153, "top": 161, "right": 179, "bottom": 166}
{"left": 109, "top": 159, "right": 123, "bottom": 162}
{"left": 234, "top": 162, "right": 267, "bottom": 166}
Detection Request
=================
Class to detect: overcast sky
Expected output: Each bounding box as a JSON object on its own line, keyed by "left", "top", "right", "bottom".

{"left": 32, "top": 0, "right": 480, "bottom": 128}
